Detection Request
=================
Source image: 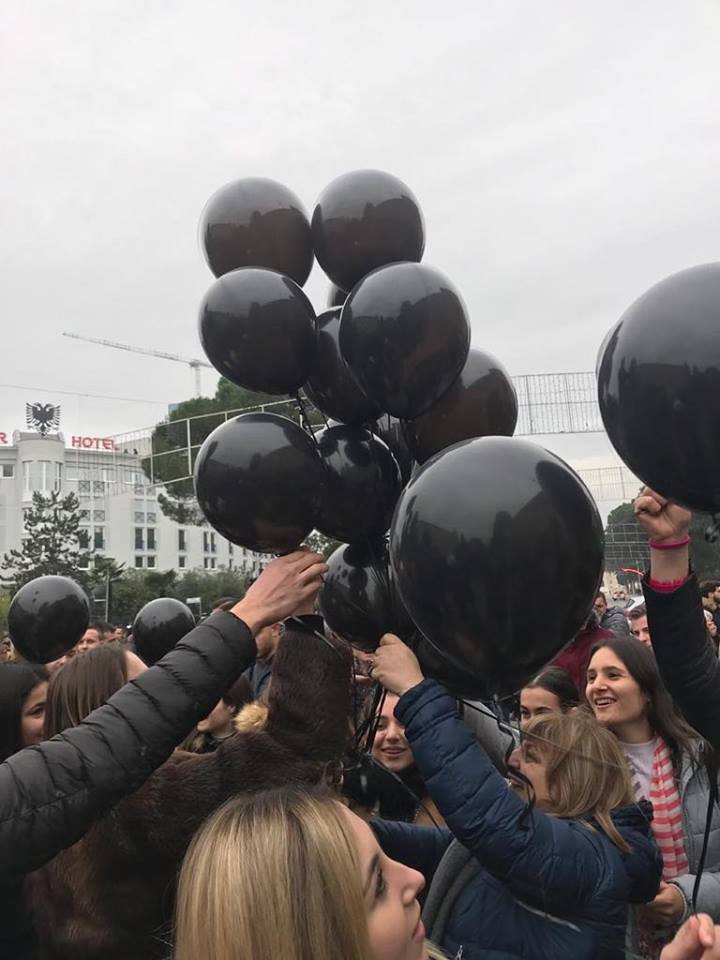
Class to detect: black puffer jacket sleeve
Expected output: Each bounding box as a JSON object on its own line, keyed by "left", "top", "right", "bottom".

{"left": 643, "top": 574, "right": 720, "bottom": 748}
{"left": 0, "top": 611, "right": 256, "bottom": 881}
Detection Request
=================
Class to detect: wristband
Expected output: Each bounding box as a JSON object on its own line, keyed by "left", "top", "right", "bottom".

{"left": 647, "top": 576, "right": 690, "bottom": 593}
{"left": 648, "top": 535, "right": 690, "bottom": 550}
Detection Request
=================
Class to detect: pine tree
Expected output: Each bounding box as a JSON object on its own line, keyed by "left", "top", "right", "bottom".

{"left": 1, "top": 490, "right": 94, "bottom": 591}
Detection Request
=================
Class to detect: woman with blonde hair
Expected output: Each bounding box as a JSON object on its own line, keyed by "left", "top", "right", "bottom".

{"left": 368, "top": 635, "right": 662, "bottom": 960}
{"left": 174, "top": 785, "right": 442, "bottom": 960}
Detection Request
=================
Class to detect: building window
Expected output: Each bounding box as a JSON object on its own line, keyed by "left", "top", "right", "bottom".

{"left": 93, "top": 480, "right": 104, "bottom": 495}
{"left": 203, "top": 531, "right": 209, "bottom": 552}
{"left": 228, "top": 559, "right": 234, "bottom": 571}
{"left": 134, "top": 528, "right": 144, "bottom": 550}
{"left": 146, "top": 511, "right": 156, "bottom": 523}
{"left": 134, "top": 483, "right": 144, "bottom": 495}
{"left": 146, "top": 528, "right": 156, "bottom": 551}
{"left": 135, "top": 556, "right": 144, "bottom": 568}
{"left": 204, "top": 557, "right": 217, "bottom": 570}
{"left": 210, "top": 533, "right": 217, "bottom": 554}
{"left": 80, "top": 509, "right": 90, "bottom": 521}
{"left": 228, "top": 542, "right": 234, "bottom": 555}
{"left": 2, "top": 465, "right": 13, "bottom": 478}
{"left": 146, "top": 555, "right": 156, "bottom": 568}
{"left": 178, "top": 530, "right": 186, "bottom": 551}
{"left": 94, "top": 528, "right": 105, "bottom": 550}
{"left": 134, "top": 511, "right": 145, "bottom": 523}
{"left": 78, "top": 529, "right": 90, "bottom": 549}
{"left": 79, "top": 480, "right": 91, "bottom": 493}
{"left": 93, "top": 509, "right": 105, "bottom": 521}
{"left": 53, "top": 463, "right": 62, "bottom": 492}
{"left": 178, "top": 555, "right": 186, "bottom": 569}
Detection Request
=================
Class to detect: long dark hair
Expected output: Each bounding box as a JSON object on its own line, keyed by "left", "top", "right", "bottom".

{"left": 0, "top": 662, "right": 48, "bottom": 761}
{"left": 523, "top": 666, "right": 579, "bottom": 711}
{"left": 589, "top": 637, "right": 702, "bottom": 770}
{"left": 44, "top": 643, "right": 128, "bottom": 738}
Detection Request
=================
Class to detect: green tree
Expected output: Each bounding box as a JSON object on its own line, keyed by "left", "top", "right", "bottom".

{"left": 173, "top": 569, "right": 252, "bottom": 615}
{"left": 145, "top": 378, "right": 325, "bottom": 524}
{"left": 1, "top": 491, "right": 95, "bottom": 591}
{"left": 110, "top": 569, "right": 179, "bottom": 625}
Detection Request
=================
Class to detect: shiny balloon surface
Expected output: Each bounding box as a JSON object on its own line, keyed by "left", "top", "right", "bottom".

{"left": 304, "top": 308, "right": 381, "bottom": 425}
{"left": 406, "top": 348, "right": 518, "bottom": 464}
{"left": 327, "top": 284, "right": 348, "bottom": 309}
{"left": 200, "top": 177, "right": 313, "bottom": 285}
{"left": 390, "top": 436, "right": 604, "bottom": 698}
{"left": 374, "top": 415, "right": 414, "bottom": 485}
{"left": 194, "top": 412, "right": 326, "bottom": 553}
{"left": 319, "top": 542, "right": 413, "bottom": 651}
{"left": 598, "top": 262, "right": 720, "bottom": 514}
{"left": 340, "top": 262, "right": 470, "bottom": 419}
{"left": 312, "top": 169, "right": 425, "bottom": 292}
{"left": 199, "top": 267, "right": 317, "bottom": 396}
{"left": 133, "top": 598, "right": 196, "bottom": 666}
{"left": 8, "top": 576, "right": 90, "bottom": 663}
{"left": 315, "top": 425, "right": 402, "bottom": 544}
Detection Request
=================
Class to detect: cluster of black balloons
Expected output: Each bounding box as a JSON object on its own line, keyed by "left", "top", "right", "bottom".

{"left": 191, "top": 169, "right": 608, "bottom": 697}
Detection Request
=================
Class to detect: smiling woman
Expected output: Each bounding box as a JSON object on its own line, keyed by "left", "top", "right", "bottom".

{"left": 173, "top": 786, "right": 444, "bottom": 960}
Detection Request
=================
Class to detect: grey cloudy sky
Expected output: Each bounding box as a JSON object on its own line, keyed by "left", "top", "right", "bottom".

{"left": 1, "top": 0, "right": 718, "bottom": 486}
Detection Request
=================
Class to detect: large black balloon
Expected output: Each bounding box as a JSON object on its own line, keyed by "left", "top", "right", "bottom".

{"left": 199, "top": 267, "right": 317, "bottom": 396}
{"left": 315, "top": 425, "right": 402, "bottom": 544}
{"left": 304, "top": 308, "right": 382, "bottom": 425}
{"left": 598, "top": 262, "right": 720, "bottom": 514}
{"left": 200, "top": 177, "right": 313, "bottom": 285}
{"left": 312, "top": 170, "right": 425, "bottom": 292}
{"left": 374, "top": 415, "right": 414, "bottom": 485}
{"left": 133, "top": 598, "right": 196, "bottom": 666}
{"left": 340, "top": 262, "right": 470, "bottom": 419}
{"left": 319, "top": 542, "right": 413, "bottom": 652}
{"left": 390, "top": 436, "right": 604, "bottom": 698}
{"left": 194, "top": 412, "right": 326, "bottom": 553}
{"left": 327, "top": 284, "right": 348, "bottom": 309}
{"left": 8, "top": 576, "right": 89, "bottom": 663}
{"left": 406, "top": 348, "right": 518, "bottom": 464}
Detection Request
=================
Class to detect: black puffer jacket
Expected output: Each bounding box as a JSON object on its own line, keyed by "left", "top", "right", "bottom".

{"left": 0, "top": 611, "right": 256, "bottom": 882}
{"left": 643, "top": 573, "right": 720, "bottom": 749}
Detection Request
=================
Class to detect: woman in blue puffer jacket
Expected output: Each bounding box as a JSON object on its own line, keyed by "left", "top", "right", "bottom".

{"left": 369, "top": 635, "right": 662, "bottom": 960}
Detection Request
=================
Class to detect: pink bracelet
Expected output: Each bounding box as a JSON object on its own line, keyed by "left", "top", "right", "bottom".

{"left": 647, "top": 576, "right": 690, "bottom": 593}
{"left": 648, "top": 535, "right": 690, "bottom": 550}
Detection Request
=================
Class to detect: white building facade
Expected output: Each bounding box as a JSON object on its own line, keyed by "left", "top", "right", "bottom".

{"left": 0, "top": 421, "right": 267, "bottom": 579}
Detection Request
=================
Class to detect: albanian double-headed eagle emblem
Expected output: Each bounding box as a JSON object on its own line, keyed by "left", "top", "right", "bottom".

{"left": 26, "top": 403, "right": 61, "bottom": 437}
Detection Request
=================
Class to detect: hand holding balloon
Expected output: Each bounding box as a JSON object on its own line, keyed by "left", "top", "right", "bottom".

{"left": 370, "top": 634, "right": 425, "bottom": 697}
{"left": 231, "top": 551, "right": 328, "bottom": 637}
{"left": 660, "top": 913, "right": 720, "bottom": 959}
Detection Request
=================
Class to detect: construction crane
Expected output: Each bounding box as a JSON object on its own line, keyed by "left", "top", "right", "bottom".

{"left": 63, "top": 332, "right": 213, "bottom": 397}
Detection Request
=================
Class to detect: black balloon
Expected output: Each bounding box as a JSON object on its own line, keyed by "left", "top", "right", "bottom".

{"left": 340, "top": 262, "right": 470, "bottom": 419}
{"left": 598, "top": 262, "right": 720, "bottom": 514}
{"left": 200, "top": 177, "right": 313, "bottom": 286}
{"left": 390, "top": 436, "right": 604, "bottom": 698}
{"left": 194, "top": 412, "right": 326, "bottom": 553}
{"left": 304, "top": 308, "right": 382, "bottom": 425}
{"left": 8, "top": 576, "right": 89, "bottom": 663}
{"left": 374, "top": 415, "right": 414, "bottom": 485}
{"left": 315, "top": 425, "right": 402, "bottom": 544}
{"left": 319, "top": 542, "right": 413, "bottom": 652}
{"left": 327, "top": 284, "right": 348, "bottom": 309}
{"left": 406, "top": 348, "right": 518, "bottom": 464}
{"left": 133, "top": 598, "right": 196, "bottom": 666}
{"left": 199, "top": 267, "right": 318, "bottom": 396}
{"left": 312, "top": 169, "right": 425, "bottom": 292}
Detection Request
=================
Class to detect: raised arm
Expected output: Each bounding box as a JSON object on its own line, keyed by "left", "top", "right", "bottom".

{"left": 635, "top": 489, "right": 720, "bottom": 748}
{"left": 0, "top": 550, "right": 327, "bottom": 880}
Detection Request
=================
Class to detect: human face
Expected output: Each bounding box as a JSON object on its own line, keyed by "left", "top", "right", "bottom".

{"left": 586, "top": 647, "right": 651, "bottom": 740}
{"left": 371, "top": 695, "right": 414, "bottom": 773}
{"left": 705, "top": 610, "right": 718, "bottom": 640}
{"left": 197, "top": 698, "right": 236, "bottom": 737}
{"left": 594, "top": 594, "right": 607, "bottom": 617}
{"left": 124, "top": 651, "right": 147, "bottom": 682}
{"left": 519, "top": 687, "right": 563, "bottom": 727}
{"left": 76, "top": 629, "right": 101, "bottom": 654}
{"left": 507, "top": 740, "right": 552, "bottom": 810}
{"left": 20, "top": 681, "right": 48, "bottom": 747}
{"left": 630, "top": 615, "right": 651, "bottom": 647}
{"left": 341, "top": 806, "right": 427, "bottom": 960}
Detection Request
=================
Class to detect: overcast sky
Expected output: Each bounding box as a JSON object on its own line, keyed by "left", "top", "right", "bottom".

{"left": 1, "top": 0, "right": 718, "bottom": 492}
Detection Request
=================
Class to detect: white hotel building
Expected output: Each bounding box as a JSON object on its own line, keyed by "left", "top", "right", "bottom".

{"left": 0, "top": 417, "right": 267, "bottom": 579}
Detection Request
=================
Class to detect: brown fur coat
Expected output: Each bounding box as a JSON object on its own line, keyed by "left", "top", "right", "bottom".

{"left": 28, "top": 630, "right": 352, "bottom": 960}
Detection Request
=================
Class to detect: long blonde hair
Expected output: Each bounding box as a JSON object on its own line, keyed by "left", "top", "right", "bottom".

{"left": 174, "top": 787, "right": 443, "bottom": 960}
{"left": 523, "top": 711, "right": 635, "bottom": 853}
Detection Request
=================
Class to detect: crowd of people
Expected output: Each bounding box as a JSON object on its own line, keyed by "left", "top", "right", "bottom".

{"left": 2, "top": 489, "right": 720, "bottom": 959}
